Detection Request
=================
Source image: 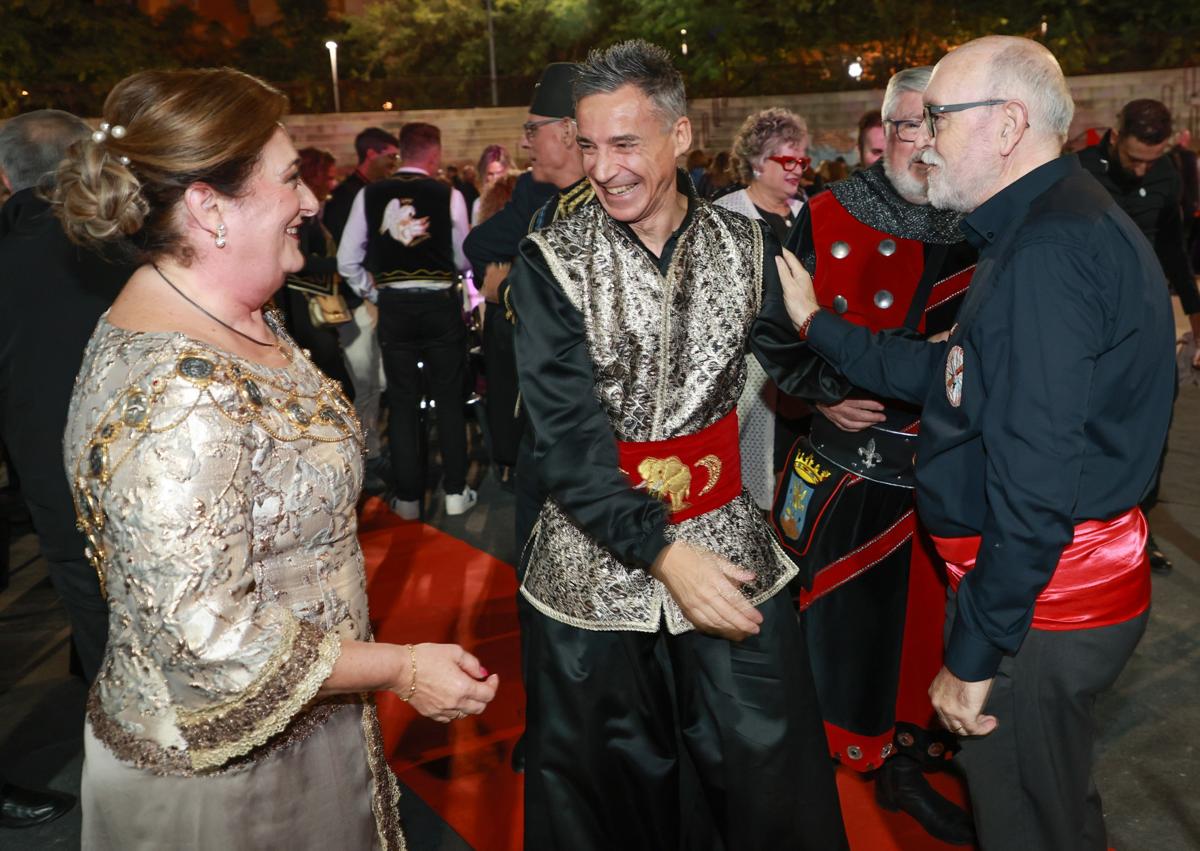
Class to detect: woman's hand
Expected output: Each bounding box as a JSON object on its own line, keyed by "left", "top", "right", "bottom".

{"left": 396, "top": 643, "right": 500, "bottom": 723}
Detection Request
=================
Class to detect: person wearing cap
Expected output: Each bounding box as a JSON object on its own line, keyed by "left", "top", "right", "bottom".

{"left": 509, "top": 41, "right": 846, "bottom": 848}
{"left": 464, "top": 61, "right": 594, "bottom": 554}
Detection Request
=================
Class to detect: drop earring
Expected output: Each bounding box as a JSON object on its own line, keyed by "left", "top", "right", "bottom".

{"left": 214, "top": 223, "right": 227, "bottom": 249}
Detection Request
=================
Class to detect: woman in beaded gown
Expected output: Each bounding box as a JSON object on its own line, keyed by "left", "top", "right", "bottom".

{"left": 55, "top": 68, "right": 499, "bottom": 850}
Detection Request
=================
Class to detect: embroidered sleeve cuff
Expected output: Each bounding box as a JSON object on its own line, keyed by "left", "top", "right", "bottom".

{"left": 176, "top": 615, "right": 342, "bottom": 772}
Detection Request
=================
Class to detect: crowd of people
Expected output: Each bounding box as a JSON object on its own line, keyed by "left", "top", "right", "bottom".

{"left": 0, "top": 29, "right": 1196, "bottom": 851}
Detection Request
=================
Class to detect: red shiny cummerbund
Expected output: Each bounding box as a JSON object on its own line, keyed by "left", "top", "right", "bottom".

{"left": 618, "top": 412, "right": 742, "bottom": 524}
{"left": 930, "top": 508, "right": 1151, "bottom": 631}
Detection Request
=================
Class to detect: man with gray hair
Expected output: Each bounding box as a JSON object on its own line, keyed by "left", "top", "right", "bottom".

{"left": 0, "top": 109, "right": 130, "bottom": 828}
{"left": 510, "top": 39, "right": 846, "bottom": 848}
{"left": 768, "top": 64, "right": 977, "bottom": 845}
{"left": 763, "top": 35, "right": 1175, "bottom": 850}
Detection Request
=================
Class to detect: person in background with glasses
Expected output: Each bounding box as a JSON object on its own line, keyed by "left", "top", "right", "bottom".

{"left": 716, "top": 107, "right": 810, "bottom": 243}
{"left": 764, "top": 65, "right": 978, "bottom": 845}
{"left": 763, "top": 36, "right": 1174, "bottom": 851}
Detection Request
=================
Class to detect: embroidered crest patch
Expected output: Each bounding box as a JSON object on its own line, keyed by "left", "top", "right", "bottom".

{"left": 945, "top": 345, "right": 965, "bottom": 407}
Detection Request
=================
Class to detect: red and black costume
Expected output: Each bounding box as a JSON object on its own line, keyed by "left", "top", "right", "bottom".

{"left": 770, "top": 162, "right": 975, "bottom": 841}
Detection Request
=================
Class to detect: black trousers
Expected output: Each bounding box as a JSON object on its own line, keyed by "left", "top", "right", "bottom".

{"left": 947, "top": 592, "right": 1148, "bottom": 851}
{"left": 523, "top": 592, "right": 848, "bottom": 851}
{"left": 482, "top": 303, "right": 525, "bottom": 468}
{"left": 376, "top": 289, "right": 468, "bottom": 499}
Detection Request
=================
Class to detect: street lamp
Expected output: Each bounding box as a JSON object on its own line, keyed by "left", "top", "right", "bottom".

{"left": 848, "top": 57, "right": 864, "bottom": 80}
{"left": 325, "top": 40, "right": 340, "bottom": 113}
{"left": 680, "top": 28, "right": 688, "bottom": 57}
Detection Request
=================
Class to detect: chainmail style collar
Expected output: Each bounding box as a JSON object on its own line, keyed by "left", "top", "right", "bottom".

{"left": 829, "top": 161, "right": 965, "bottom": 244}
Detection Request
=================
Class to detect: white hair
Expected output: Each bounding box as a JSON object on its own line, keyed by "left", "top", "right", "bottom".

{"left": 882, "top": 67, "right": 932, "bottom": 121}
{"left": 984, "top": 42, "right": 1074, "bottom": 143}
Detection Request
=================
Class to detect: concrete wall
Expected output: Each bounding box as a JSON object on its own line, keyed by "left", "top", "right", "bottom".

{"left": 284, "top": 66, "right": 1200, "bottom": 173}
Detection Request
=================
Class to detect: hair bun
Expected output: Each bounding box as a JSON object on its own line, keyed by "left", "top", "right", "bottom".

{"left": 53, "top": 139, "right": 148, "bottom": 248}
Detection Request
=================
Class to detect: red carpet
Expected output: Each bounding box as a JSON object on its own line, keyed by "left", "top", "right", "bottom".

{"left": 360, "top": 497, "right": 977, "bottom": 850}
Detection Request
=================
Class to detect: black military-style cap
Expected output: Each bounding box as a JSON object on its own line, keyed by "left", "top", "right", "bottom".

{"left": 529, "top": 62, "right": 582, "bottom": 119}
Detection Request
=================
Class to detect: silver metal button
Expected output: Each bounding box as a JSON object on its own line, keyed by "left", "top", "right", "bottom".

{"left": 847, "top": 746, "right": 863, "bottom": 760}
{"left": 833, "top": 295, "right": 849, "bottom": 314}
{"left": 874, "top": 289, "right": 894, "bottom": 309}
{"left": 877, "top": 238, "right": 897, "bottom": 256}
{"left": 831, "top": 240, "right": 851, "bottom": 259}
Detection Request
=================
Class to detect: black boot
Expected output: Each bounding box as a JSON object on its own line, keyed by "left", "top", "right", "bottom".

{"left": 875, "top": 724, "right": 975, "bottom": 846}
{"left": 0, "top": 783, "right": 76, "bottom": 829}
{"left": 1146, "top": 534, "right": 1173, "bottom": 574}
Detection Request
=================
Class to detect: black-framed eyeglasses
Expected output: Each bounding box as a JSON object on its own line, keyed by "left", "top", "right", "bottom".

{"left": 884, "top": 118, "right": 923, "bottom": 143}
{"left": 522, "top": 118, "right": 561, "bottom": 140}
{"left": 923, "top": 100, "right": 1008, "bottom": 137}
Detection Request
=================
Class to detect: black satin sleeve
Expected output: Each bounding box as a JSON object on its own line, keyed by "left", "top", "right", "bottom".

{"left": 751, "top": 208, "right": 853, "bottom": 404}
{"left": 510, "top": 238, "right": 670, "bottom": 571}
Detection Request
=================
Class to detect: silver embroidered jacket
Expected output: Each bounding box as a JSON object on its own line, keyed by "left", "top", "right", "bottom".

{"left": 63, "top": 315, "right": 404, "bottom": 846}
{"left": 520, "top": 200, "right": 797, "bottom": 634}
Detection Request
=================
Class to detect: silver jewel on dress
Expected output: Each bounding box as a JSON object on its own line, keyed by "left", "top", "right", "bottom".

{"left": 831, "top": 240, "right": 851, "bottom": 259}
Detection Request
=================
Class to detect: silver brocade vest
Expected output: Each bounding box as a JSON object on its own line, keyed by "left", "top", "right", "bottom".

{"left": 521, "top": 201, "right": 798, "bottom": 634}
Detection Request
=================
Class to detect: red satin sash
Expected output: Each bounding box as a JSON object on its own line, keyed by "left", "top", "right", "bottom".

{"left": 930, "top": 508, "right": 1151, "bottom": 631}
{"left": 618, "top": 412, "right": 742, "bottom": 524}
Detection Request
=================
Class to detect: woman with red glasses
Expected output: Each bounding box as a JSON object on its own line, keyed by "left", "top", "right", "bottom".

{"left": 715, "top": 107, "right": 810, "bottom": 243}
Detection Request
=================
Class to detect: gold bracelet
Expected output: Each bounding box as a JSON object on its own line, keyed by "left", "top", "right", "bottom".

{"left": 399, "top": 644, "right": 418, "bottom": 702}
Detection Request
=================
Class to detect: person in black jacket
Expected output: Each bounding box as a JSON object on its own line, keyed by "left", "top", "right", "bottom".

{"left": 0, "top": 108, "right": 130, "bottom": 829}
{"left": 321, "top": 126, "right": 399, "bottom": 243}
{"left": 1078, "top": 99, "right": 1199, "bottom": 573}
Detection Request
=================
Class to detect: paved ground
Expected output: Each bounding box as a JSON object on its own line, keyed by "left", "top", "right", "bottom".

{"left": 3, "top": 375, "right": 1198, "bottom": 850}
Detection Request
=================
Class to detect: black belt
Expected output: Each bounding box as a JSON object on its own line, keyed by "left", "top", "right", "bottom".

{"left": 809, "top": 414, "right": 917, "bottom": 488}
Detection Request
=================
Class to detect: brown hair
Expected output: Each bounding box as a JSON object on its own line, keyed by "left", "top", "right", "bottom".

{"left": 399, "top": 122, "right": 441, "bottom": 161}
{"left": 299, "top": 147, "right": 335, "bottom": 196}
{"left": 53, "top": 67, "right": 287, "bottom": 264}
{"left": 476, "top": 144, "right": 512, "bottom": 181}
{"left": 475, "top": 172, "right": 519, "bottom": 224}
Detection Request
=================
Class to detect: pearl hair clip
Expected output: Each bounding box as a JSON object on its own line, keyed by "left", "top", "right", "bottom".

{"left": 91, "top": 121, "right": 127, "bottom": 144}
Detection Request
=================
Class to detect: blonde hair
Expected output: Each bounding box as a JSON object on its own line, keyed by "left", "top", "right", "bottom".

{"left": 53, "top": 67, "right": 287, "bottom": 264}
{"left": 731, "top": 108, "right": 808, "bottom": 184}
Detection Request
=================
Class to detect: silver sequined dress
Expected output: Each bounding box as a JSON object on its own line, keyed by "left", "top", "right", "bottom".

{"left": 65, "top": 314, "right": 404, "bottom": 850}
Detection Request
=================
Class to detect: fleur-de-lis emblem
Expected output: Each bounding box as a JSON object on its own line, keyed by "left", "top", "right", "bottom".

{"left": 858, "top": 438, "right": 882, "bottom": 469}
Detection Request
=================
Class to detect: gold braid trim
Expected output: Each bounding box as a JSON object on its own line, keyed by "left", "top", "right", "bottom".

{"left": 361, "top": 700, "right": 407, "bottom": 850}
{"left": 178, "top": 615, "right": 342, "bottom": 772}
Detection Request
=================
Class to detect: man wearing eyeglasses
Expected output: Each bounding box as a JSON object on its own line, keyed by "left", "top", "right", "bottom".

{"left": 759, "top": 35, "right": 1175, "bottom": 851}
{"left": 767, "top": 66, "right": 977, "bottom": 846}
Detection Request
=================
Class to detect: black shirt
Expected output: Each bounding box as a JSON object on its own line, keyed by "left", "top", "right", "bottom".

{"left": 1077, "top": 132, "right": 1200, "bottom": 314}
{"left": 322, "top": 170, "right": 369, "bottom": 244}
{"left": 511, "top": 177, "right": 784, "bottom": 570}
{"left": 756, "top": 155, "right": 1176, "bottom": 680}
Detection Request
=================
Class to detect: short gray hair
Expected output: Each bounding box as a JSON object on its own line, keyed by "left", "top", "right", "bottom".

{"left": 985, "top": 42, "right": 1074, "bottom": 143}
{"left": 732, "top": 108, "right": 808, "bottom": 184}
{"left": 882, "top": 67, "right": 932, "bottom": 121}
{"left": 0, "top": 110, "right": 91, "bottom": 193}
{"left": 574, "top": 40, "right": 687, "bottom": 125}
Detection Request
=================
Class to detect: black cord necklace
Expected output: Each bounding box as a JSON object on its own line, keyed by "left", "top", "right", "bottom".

{"left": 153, "top": 264, "right": 276, "bottom": 348}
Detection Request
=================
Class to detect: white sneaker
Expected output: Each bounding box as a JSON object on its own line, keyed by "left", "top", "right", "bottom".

{"left": 388, "top": 496, "right": 420, "bottom": 520}
{"left": 444, "top": 487, "right": 478, "bottom": 516}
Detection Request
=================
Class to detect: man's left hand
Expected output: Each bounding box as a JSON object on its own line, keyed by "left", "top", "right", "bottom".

{"left": 929, "top": 665, "right": 998, "bottom": 737}
{"left": 775, "top": 249, "right": 821, "bottom": 333}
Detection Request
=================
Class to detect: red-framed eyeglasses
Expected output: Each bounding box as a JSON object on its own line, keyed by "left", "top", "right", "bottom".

{"left": 766, "top": 155, "right": 812, "bottom": 173}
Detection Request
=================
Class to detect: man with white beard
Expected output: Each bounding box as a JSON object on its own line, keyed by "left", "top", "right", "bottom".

{"left": 758, "top": 35, "right": 1175, "bottom": 851}
{"left": 764, "top": 66, "right": 977, "bottom": 845}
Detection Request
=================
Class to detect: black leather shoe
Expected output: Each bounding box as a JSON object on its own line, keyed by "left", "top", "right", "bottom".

{"left": 875, "top": 754, "right": 975, "bottom": 846}
{"left": 0, "top": 783, "right": 76, "bottom": 829}
{"left": 1146, "top": 535, "right": 1173, "bottom": 574}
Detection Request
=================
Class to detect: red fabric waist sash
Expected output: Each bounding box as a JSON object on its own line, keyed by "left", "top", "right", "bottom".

{"left": 618, "top": 412, "right": 742, "bottom": 524}
{"left": 930, "top": 508, "right": 1150, "bottom": 631}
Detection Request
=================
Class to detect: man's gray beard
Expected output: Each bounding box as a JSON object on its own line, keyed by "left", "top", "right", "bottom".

{"left": 883, "top": 157, "right": 928, "bottom": 205}
{"left": 920, "top": 149, "right": 985, "bottom": 213}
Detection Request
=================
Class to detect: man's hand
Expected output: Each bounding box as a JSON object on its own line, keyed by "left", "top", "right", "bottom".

{"left": 929, "top": 665, "right": 998, "bottom": 737}
{"left": 816, "top": 398, "right": 886, "bottom": 432}
{"left": 482, "top": 262, "right": 511, "bottom": 304}
{"left": 775, "top": 249, "right": 821, "bottom": 333}
{"left": 651, "top": 542, "right": 763, "bottom": 641}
